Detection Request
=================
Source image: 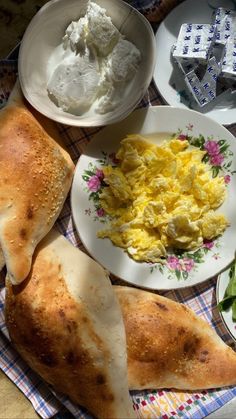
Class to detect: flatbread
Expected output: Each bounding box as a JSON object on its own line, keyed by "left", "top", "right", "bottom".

{"left": 6, "top": 232, "right": 235, "bottom": 416}
{"left": 0, "top": 81, "right": 74, "bottom": 284}
{"left": 115, "top": 286, "right": 236, "bottom": 390}
{"left": 5, "top": 230, "right": 135, "bottom": 419}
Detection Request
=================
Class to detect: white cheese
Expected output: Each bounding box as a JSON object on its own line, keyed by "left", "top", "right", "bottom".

{"left": 47, "top": 0, "right": 141, "bottom": 115}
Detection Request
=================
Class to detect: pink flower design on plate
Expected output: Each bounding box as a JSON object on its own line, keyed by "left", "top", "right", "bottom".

{"left": 87, "top": 175, "right": 101, "bottom": 192}
{"left": 182, "top": 258, "right": 194, "bottom": 272}
{"left": 177, "top": 134, "right": 187, "bottom": 141}
{"left": 186, "top": 123, "right": 193, "bottom": 131}
{"left": 96, "top": 207, "right": 105, "bottom": 217}
{"left": 209, "top": 153, "right": 224, "bottom": 166}
{"left": 224, "top": 174, "right": 231, "bottom": 184}
{"left": 167, "top": 255, "right": 182, "bottom": 271}
{"left": 95, "top": 169, "right": 104, "bottom": 180}
{"left": 203, "top": 240, "right": 214, "bottom": 250}
{"left": 204, "top": 140, "right": 220, "bottom": 156}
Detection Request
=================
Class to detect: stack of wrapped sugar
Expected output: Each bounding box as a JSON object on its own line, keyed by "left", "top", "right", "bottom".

{"left": 214, "top": 8, "right": 236, "bottom": 45}
{"left": 172, "top": 7, "right": 236, "bottom": 107}
{"left": 172, "top": 23, "right": 216, "bottom": 63}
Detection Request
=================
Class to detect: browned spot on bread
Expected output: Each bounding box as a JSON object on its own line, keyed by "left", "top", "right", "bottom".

{"left": 178, "top": 327, "right": 186, "bottom": 336}
{"left": 66, "top": 319, "right": 77, "bottom": 334}
{"left": 26, "top": 206, "right": 33, "bottom": 219}
{"left": 154, "top": 301, "right": 168, "bottom": 311}
{"left": 19, "top": 228, "right": 27, "bottom": 240}
{"left": 198, "top": 350, "right": 209, "bottom": 363}
{"left": 40, "top": 352, "right": 58, "bottom": 367}
{"left": 65, "top": 351, "right": 78, "bottom": 365}
{"left": 96, "top": 374, "right": 106, "bottom": 385}
{"left": 183, "top": 336, "right": 200, "bottom": 357}
{"left": 58, "top": 308, "right": 65, "bottom": 318}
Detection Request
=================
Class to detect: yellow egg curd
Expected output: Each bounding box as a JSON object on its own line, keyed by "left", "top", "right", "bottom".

{"left": 97, "top": 134, "right": 229, "bottom": 263}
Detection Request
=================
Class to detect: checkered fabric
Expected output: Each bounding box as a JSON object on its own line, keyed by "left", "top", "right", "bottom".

{"left": 0, "top": 38, "right": 236, "bottom": 419}
{"left": 125, "top": 0, "right": 182, "bottom": 22}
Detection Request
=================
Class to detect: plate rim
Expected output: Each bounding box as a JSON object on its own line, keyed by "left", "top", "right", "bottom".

{"left": 71, "top": 105, "right": 236, "bottom": 290}
{"left": 216, "top": 265, "right": 236, "bottom": 343}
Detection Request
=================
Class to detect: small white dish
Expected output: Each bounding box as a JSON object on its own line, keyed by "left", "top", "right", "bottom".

{"left": 154, "top": 0, "right": 236, "bottom": 125}
{"left": 217, "top": 264, "right": 236, "bottom": 343}
{"left": 71, "top": 106, "right": 236, "bottom": 290}
{"left": 18, "top": 0, "right": 156, "bottom": 127}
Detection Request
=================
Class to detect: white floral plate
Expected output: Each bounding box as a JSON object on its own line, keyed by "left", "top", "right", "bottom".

{"left": 154, "top": 0, "right": 236, "bottom": 125}
{"left": 71, "top": 106, "right": 236, "bottom": 290}
{"left": 217, "top": 264, "right": 236, "bottom": 343}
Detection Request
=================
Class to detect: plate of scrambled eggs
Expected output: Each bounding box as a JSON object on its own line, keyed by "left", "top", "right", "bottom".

{"left": 71, "top": 106, "right": 236, "bottom": 289}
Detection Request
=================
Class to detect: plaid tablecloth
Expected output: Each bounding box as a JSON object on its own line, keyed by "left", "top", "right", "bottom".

{"left": 1, "top": 35, "right": 236, "bottom": 419}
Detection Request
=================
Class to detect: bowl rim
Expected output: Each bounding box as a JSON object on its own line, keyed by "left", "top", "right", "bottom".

{"left": 18, "top": 0, "right": 157, "bottom": 127}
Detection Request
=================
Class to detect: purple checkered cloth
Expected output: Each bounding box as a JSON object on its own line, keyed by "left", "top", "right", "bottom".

{"left": 0, "top": 53, "right": 236, "bottom": 419}
{"left": 125, "top": 0, "right": 183, "bottom": 22}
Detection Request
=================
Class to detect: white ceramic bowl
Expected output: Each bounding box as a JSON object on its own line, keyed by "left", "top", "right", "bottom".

{"left": 18, "top": 0, "right": 156, "bottom": 127}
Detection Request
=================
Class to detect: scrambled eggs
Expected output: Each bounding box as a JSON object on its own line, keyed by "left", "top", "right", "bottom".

{"left": 97, "top": 135, "right": 229, "bottom": 263}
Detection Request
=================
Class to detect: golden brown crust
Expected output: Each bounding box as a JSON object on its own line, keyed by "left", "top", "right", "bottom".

{"left": 0, "top": 86, "right": 74, "bottom": 284}
{"left": 114, "top": 286, "right": 236, "bottom": 390}
{"left": 5, "top": 231, "right": 135, "bottom": 419}
{"left": 6, "top": 262, "right": 114, "bottom": 414}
